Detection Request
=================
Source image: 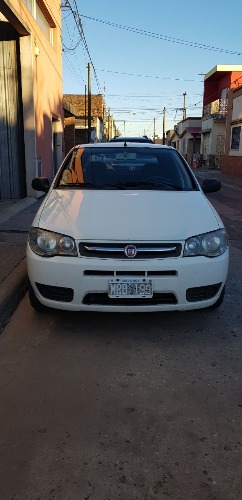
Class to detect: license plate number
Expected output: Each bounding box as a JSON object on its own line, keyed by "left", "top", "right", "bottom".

{"left": 108, "top": 279, "right": 153, "bottom": 298}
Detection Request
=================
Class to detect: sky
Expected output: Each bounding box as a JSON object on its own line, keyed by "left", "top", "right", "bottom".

{"left": 62, "top": 0, "right": 242, "bottom": 138}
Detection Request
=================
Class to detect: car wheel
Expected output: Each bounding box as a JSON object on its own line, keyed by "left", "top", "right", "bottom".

{"left": 207, "top": 286, "right": 225, "bottom": 310}
{"left": 29, "top": 282, "right": 46, "bottom": 312}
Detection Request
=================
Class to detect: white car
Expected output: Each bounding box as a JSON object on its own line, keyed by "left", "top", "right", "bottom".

{"left": 27, "top": 143, "right": 229, "bottom": 312}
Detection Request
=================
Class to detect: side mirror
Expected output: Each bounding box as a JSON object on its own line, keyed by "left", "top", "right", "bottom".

{"left": 32, "top": 177, "right": 50, "bottom": 193}
{"left": 202, "top": 178, "right": 221, "bottom": 194}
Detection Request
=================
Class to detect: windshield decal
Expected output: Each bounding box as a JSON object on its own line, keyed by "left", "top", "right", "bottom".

{"left": 60, "top": 147, "right": 85, "bottom": 185}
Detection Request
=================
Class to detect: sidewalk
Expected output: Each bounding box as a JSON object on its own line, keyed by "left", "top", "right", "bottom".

{"left": 0, "top": 197, "right": 43, "bottom": 332}
{"left": 0, "top": 167, "right": 242, "bottom": 332}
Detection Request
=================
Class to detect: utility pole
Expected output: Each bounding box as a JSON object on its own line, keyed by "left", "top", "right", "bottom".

{"left": 183, "top": 92, "right": 187, "bottom": 120}
{"left": 84, "top": 84, "right": 87, "bottom": 130}
{"left": 108, "top": 107, "right": 110, "bottom": 140}
{"left": 88, "top": 62, "right": 92, "bottom": 143}
{"left": 163, "top": 106, "right": 166, "bottom": 145}
{"left": 153, "top": 117, "right": 156, "bottom": 143}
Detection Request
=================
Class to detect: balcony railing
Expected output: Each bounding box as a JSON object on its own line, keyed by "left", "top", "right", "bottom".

{"left": 203, "top": 98, "right": 228, "bottom": 119}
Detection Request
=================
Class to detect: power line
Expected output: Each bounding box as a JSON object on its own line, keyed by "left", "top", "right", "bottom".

{"left": 107, "top": 93, "right": 203, "bottom": 97}
{"left": 97, "top": 68, "right": 203, "bottom": 82}
{"left": 80, "top": 14, "right": 242, "bottom": 56}
{"left": 72, "top": 1, "right": 102, "bottom": 94}
{"left": 63, "top": 52, "right": 85, "bottom": 87}
{"left": 63, "top": 1, "right": 102, "bottom": 94}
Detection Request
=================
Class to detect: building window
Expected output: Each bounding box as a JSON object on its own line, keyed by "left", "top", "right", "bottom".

{"left": 23, "top": 0, "right": 54, "bottom": 46}
{"left": 36, "top": 3, "right": 54, "bottom": 45}
{"left": 231, "top": 126, "right": 241, "bottom": 150}
{"left": 23, "top": 0, "right": 34, "bottom": 14}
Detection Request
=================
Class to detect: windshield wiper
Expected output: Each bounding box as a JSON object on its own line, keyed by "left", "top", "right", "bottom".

{"left": 58, "top": 181, "right": 184, "bottom": 191}
{"left": 146, "top": 181, "right": 183, "bottom": 191}
{"left": 58, "top": 182, "right": 103, "bottom": 188}
{"left": 110, "top": 181, "right": 184, "bottom": 190}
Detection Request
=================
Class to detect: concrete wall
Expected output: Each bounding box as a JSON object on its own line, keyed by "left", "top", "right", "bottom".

{"left": 222, "top": 86, "right": 242, "bottom": 177}
{"left": 2, "top": 0, "right": 64, "bottom": 194}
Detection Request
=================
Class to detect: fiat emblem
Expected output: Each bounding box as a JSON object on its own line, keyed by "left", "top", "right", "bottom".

{"left": 124, "top": 244, "right": 137, "bottom": 258}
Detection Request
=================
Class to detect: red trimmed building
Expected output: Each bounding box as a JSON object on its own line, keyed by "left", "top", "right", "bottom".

{"left": 201, "top": 65, "right": 242, "bottom": 171}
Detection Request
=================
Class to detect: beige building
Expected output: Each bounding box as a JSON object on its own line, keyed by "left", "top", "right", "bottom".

{"left": 0, "top": 0, "right": 63, "bottom": 199}
{"left": 167, "top": 118, "right": 201, "bottom": 166}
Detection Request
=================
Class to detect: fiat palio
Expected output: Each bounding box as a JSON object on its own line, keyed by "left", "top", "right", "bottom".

{"left": 27, "top": 142, "right": 229, "bottom": 312}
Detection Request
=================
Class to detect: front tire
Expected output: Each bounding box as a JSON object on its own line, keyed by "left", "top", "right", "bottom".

{"left": 207, "top": 286, "right": 225, "bottom": 310}
{"left": 28, "top": 282, "right": 46, "bottom": 312}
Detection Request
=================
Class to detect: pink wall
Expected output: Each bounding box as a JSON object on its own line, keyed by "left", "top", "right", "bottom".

{"left": 6, "top": 0, "right": 64, "bottom": 179}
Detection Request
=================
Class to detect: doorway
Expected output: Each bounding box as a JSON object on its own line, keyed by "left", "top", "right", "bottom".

{"left": 0, "top": 37, "right": 26, "bottom": 199}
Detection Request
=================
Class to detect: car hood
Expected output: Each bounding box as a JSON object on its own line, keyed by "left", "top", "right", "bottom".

{"left": 33, "top": 189, "right": 222, "bottom": 241}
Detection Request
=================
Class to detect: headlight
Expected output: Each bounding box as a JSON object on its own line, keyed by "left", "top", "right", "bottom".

{"left": 29, "top": 227, "right": 77, "bottom": 257}
{"left": 183, "top": 229, "right": 228, "bottom": 257}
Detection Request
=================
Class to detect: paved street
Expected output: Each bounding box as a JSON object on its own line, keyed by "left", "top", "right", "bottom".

{"left": 0, "top": 181, "right": 242, "bottom": 500}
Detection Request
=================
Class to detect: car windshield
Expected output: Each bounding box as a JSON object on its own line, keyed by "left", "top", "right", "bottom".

{"left": 56, "top": 146, "right": 197, "bottom": 191}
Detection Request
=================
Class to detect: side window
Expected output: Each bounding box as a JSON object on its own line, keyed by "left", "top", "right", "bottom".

{"left": 231, "top": 126, "right": 241, "bottom": 150}
{"left": 58, "top": 148, "right": 85, "bottom": 185}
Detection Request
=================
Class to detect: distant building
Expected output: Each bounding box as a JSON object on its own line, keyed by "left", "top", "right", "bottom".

{"left": 222, "top": 85, "right": 242, "bottom": 177}
{"left": 201, "top": 65, "right": 242, "bottom": 169}
{"left": 166, "top": 129, "right": 174, "bottom": 146}
{"left": 167, "top": 118, "right": 201, "bottom": 166}
{"left": 0, "top": 0, "right": 63, "bottom": 199}
{"left": 63, "top": 94, "right": 107, "bottom": 151}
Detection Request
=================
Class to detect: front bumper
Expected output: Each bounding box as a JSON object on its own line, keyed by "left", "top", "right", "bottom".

{"left": 26, "top": 244, "right": 229, "bottom": 312}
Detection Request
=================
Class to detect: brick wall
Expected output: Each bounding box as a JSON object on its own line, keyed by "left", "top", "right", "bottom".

{"left": 222, "top": 156, "right": 242, "bottom": 177}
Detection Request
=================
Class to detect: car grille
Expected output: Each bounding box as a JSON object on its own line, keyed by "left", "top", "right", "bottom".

{"left": 84, "top": 270, "right": 177, "bottom": 277}
{"left": 36, "top": 283, "right": 74, "bottom": 302}
{"left": 79, "top": 242, "right": 182, "bottom": 259}
{"left": 83, "top": 292, "right": 177, "bottom": 306}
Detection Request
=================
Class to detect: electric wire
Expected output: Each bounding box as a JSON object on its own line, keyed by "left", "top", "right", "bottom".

{"left": 71, "top": 0, "right": 102, "bottom": 94}
{"left": 61, "top": 5, "right": 206, "bottom": 115}
{"left": 80, "top": 14, "right": 242, "bottom": 56}
{"left": 98, "top": 68, "right": 203, "bottom": 82}
{"left": 63, "top": 52, "right": 85, "bottom": 87}
{"left": 62, "top": 7, "right": 241, "bottom": 132}
{"left": 62, "top": 0, "right": 102, "bottom": 93}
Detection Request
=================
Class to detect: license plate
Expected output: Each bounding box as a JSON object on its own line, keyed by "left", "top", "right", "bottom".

{"left": 108, "top": 279, "right": 153, "bottom": 298}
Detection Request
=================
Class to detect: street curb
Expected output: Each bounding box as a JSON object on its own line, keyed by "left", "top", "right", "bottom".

{"left": 0, "top": 259, "right": 28, "bottom": 333}
{"left": 0, "top": 197, "right": 38, "bottom": 224}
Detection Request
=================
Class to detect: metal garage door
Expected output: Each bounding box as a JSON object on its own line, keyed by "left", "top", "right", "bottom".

{"left": 0, "top": 39, "right": 26, "bottom": 199}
